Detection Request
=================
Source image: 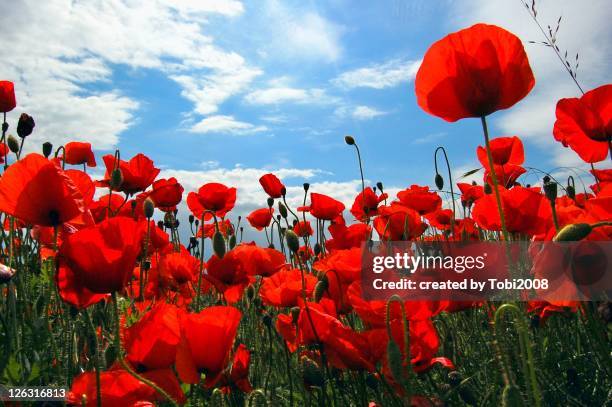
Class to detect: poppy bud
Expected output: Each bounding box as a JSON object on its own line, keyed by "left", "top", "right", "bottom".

{"left": 553, "top": 223, "right": 592, "bottom": 242}
{"left": 290, "top": 306, "right": 300, "bottom": 324}
{"left": 143, "top": 261, "right": 151, "bottom": 271}
{"left": 501, "top": 384, "right": 523, "bottom": 407}
{"left": 448, "top": 371, "right": 462, "bottom": 387}
{"left": 276, "top": 215, "right": 281, "bottom": 221}
{"left": 542, "top": 175, "right": 551, "bottom": 184}
{"left": 7, "top": 135, "right": 19, "bottom": 153}
{"left": 229, "top": 234, "right": 237, "bottom": 249}
{"left": 566, "top": 185, "right": 575, "bottom": 200}
{"left": 386, "top": 339, "right": 404, "bottom": 384}
{"left": 543, "top": 180, "right": 557, "bottom": 202}
{"left": 285, "top": 230, "right": 300, "bottom": 253}
{"left": 281, "top": 186, "right": 287, "bottom": 196}
{"left": 157, "top": 220, "right": 164, "bottom": 229}
{"left": 42, "top": 142, "right": 53, "bottom": 158}
{"left": 16, "top": 113, "right": 35, "bottom": 138}
{"left": 376, "top": 182, "right": 384, "bottom": 191}
{"left": 300, "top": 356, "right": 325, "bottom": 388}
{"left": 212, "top": 231, "right": 226, "bottom": 259}
{"left": 435, "top": 173, "right": 444, "bottom": 190}
{"left": 189, "top": 236, "right": 197, "bottom": 247}
{"left": 143, "top": 198, "right": 155, "bottom": 219}
{"left": 0, "top": 263, "right": 16, "bottom": 284}
{"left": 246, "top": 284, "right": 255, "bottom": 301}
{"left": 194, "top": 219, "right": 199, "bottom": 227}
{"left": 313, "top": 280, "right": 327, "bottom": 302}
{"left": 303, "top": 183, "right": 310, "bottom": 192}
{"left": 313, "top": 243, "right": 322, "bottom": 256}
{"left": 109, "top": 168, "right": 123, "bottom": 189}
{"left": 163, "top": 212, "right": 175, "bottom": 228}
{"left": 188, "top": 214, "right": 194, "bottom": 224}
{"left": 266, "top": 197, "right": 274, "bottom": 208}
{"left": 344, "top": 135, "right": 355, "bottom": 145}
{"left": 1, "top": 122, "right": 7, "bottom": 133}
{"left": 268, "top": 243, "right": 275, "bottom": 249}
{"left": 278, "top": 202, "right": 288, "bottom": 219}
{"left": 484, "top": 183, "right": 492, "bottom": 194}
{"left": 262, "top": 313, "right": 272, "bottom": 328}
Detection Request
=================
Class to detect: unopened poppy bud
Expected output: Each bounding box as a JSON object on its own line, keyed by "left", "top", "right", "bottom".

{"left": 386, "top": 339, "right": 404, "bottom": 384}
{"left": 42, "top": 142, "right": 53, "bottom": 158}
{"left": 313, "top": 280, "right": 328, "bottom": 302}
{"left": 109, "top": 168, "right": 123, "bottom": 189}
{"left": 7, "top": 135, "right": 19, "bottom": 153}
{"left": 16, "top": 113, "right": 35, "bottom": 138}
{"left": 435, "top": 173, "right": 444, "bottom": 190}
{"left": 246, "top": 284, "right": 255, "bottom": 300}
{"left": 194, "top": 219, "right": 199, "bottom": 227}
{"left": 229, "top": 234, "right": 237, "bottom": 249}
{"left": 157, "top": 220, "right": 164, "bottom": 229}
{"left": 143, "top": 198, "right": 155, "bottom": 219}
{"left": 285, "top": 230, "right": 300, "bottom": 253}
{"left": 542, "top": 175, "right": 551, "bottom": 184}
{"left": 267, "top": 197, "right": 274, "bottom": 208}
{"left": 300, "top": 356, "right": 325, "bottom": 388}
{"left": 303, "top": 182, "right": 310, "bottom": 192}
{"left": 1, "top": 122, "right": 8, "bottom": 132}
{"left": 566, "top": 185, "right": 575, "bottom": 200}
{"left": 501, "top": 384, "right": 523, "bottom": 407}
{"left": 281, "top": 186, "right": 287, "bottom": 196}
{"left": 553, "top": 223, "right": 592, "bottom": 242}
{"left": 188, "top": 214, "right": 194, "bottom": 224}
{"left": 143, "top": 261, "right": 151, "bottom": 271}
{"left": 376, "top": 181, "right": 384, "bottom": 191}
{"left": 278, "top": 202, "right": 288, "bottom": 218}
{"left": 262, "top": 313, "right": 272, "bottom": 327}
{"left": 313, "top": 243, "right": 322, "bottom": 256}
{"left": 290, "top": 306, "right": 300, "bottom": 324}
{"left": 163, "top": 212, "right": 175, "bottom": 228}
{"left": 276, "top": 214, "right": 281, "bottom": 221}
{"left": 543, "top": 180, "right": 557, "bottom": 202}
{"left": 484, "top": 183, "right": 492, "bottom": 194}
{"left": 0, "top": 263, "right": 16, "bottom": 284}
{"left": 213, "top": 231, "right": 226, "bottom": 258}
{"left": 189, "top": 236, "right": 197, "bottom": 247}
{"left": 344, "top": 135, "right": 355, "bottom": 145}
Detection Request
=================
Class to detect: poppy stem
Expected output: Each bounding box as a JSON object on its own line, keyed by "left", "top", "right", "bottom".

{"left": 111, "top": 292, "right": 179, "bottom": 407}
{"left": 194, "top": 213, "right": 206, "bottom": 310}
{"left": 434, "top": 146, "right": 457, "bottom": 237}
{"left": 480, "top": 116, "right": 510, "bottom": 242}
{"left": 84, "top": 309, "right": 102, "bottom": 407}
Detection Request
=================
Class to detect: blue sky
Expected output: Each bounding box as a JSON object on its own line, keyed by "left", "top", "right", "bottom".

{"left": 0, "top": 0, "right": 609, "bottom": 224}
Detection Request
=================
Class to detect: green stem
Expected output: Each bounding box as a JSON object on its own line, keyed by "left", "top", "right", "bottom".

{"left": 84, "top": 310, "right": 102, "bottom": 407}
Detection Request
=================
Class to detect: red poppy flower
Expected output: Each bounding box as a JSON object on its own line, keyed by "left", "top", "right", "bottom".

{"left": 259, "top": 173, "right": 285, "bottom": 198}
{"left": 56, "top": 217, "right": 145, "bottom": 308}
{"left": 425, "top": 208, "right": 454, "bottom": 231}
{"left": 326, "top": 223, "right": 371, "bottom": 251}
{"left": 472, "top": 186, "right": 551, "bottom": 236}
{"left": 124, "top": 302, "right": 181, "bottom": 370}
{"left": 246, "top": 207, "right": 274, "bottom": 230}
{"left": 64, "top": 142, "right": 96, "bottom": 167}
{"left": 307, "top": 193, "right": 345, "bottom": 221}
{"left": 373, "top": 203, "right": 427, "bottom": 241}
{"left": 350, "top": 187, "right": 387, "bottom": 221}
{"left": 0, "top": 153, "right": 85, "bottom": 226}
{"left": 230, "top": 244, "right": 286, "bottom": 277}
{"left": 176, "top": 306, "right": 242, "bottom": 386}
{"left": 457, "top": 182, "right": 484, "bottom": 207}
{"left": 415, "top": 23, "right": 535, "bottom": 122}
{"left": 260, "top": 267, "right": 317, "bottom": 308}
{"left": 67, "top": 367, "right": 185, "bottom": 406}
{"left": 147, "top": 178, "right": 184, "bottom": 212}
{"left": 88, "top": 194, "right": 128, "bottom": 223}
{"left": 158, "top": 248, "right": 199, "bottom": 288}
{"left": 101, "top": 153, "right": 160, "bottom": 195}
{"left": 476, "top": 136, "right": 524, "bottom": 166}
{"left": 205, "top": 250, "right": 252, "bottom": 303}
{"left": 216, "top": 344, "right": 252, "bottom": 393}
{"left": 396, "top": 185, "right": 441, "bottom": 215}
{"left": 553, "top": 84, "right": 611, "bottom": 163}
{"left": 0, "top": 144, "right": 8, "bottom": 165}
{"left": 293, "top": 220, "right": 314, "bottom": 237}
{"left": 0, "top": 81, "right": 16, "bottom": 113}
{"left": 198, "top": 219, "right": 235, "bottom": 239}
{"left": 65, "top": 169, "right": 95, "bottom": 207}
{"left": 187, "top": 182, "right": 236, "bottom": 220}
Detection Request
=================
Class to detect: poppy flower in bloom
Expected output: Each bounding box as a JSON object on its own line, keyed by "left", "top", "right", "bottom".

{"left": 293, "top": 220, "right": 314, "bottom": 237}
{"left": 476, "top": 136, "right": 524, "bottom": 166}
{"left": 64, "top": 142, "right": 96, "bottom": 167}
{"left": 457, "top": 182, "right": 484, "bottom": 207}
{"left": 259, "top": 173, "right": 285, "bottom": 198}
{"left": 374, "top": 203, "right": 427, "bottom": 241}
{"left": 198, "top": 219, "right": 235, "bottom": 239}
{"left": 415, "top": 23, "right": 535, "bottom": 122}
{"left": 56, "top": 217, "right": 145, "bottom": 308}
{"left": 147, "top": 177, "right": 184, "bottom": 212}
{"left": 396, "top": 185, "right": 441, "bottom": 215}
{"left": 187, "top": 182, "right": 236, "bottom": 220}
{"left": 65, "top": 169, "right": 95, "bottom": 207}
{"left": 553, "top": 84, "right": 611, "bottom": 163}
{"left": 472, "top": 186, "right": 551, "bottom": 236}
{"left": 205, "top": 251, "right": 252, "bottom": 303}
{"left": 425, "top": 208, "right": 454, "bottom": 231}
{"left": 158, "top": 249, "right": 199, "bottom": 288}
{"left": 307, "top": 193, "right": 345, "bottom": 221}
{"left": 230, "top": 244, "right": 286, "bottom": 277}
{"left": 350, "top": 187, "right": 388, "bottom": 221}
{"left": 176, "top": 306, "right": 242, "bottom": 386}
{"left": 246, "top": 207, "right": 274, "bottom": 230}
{"left": 0, "top": 81, "right": 16, "bottom": 113}
{"left": 124, "top": 302, "right": 181, "bottom": 370}
{"left": 0, "top": 153, "right": 85, "bottom": 226}
{"left": 101, "top": 153, "right": 160, "bottom": 195}
{"left": 326, "top": 223, "right": 371, "bottom": 251}
{"left": 216, "top": 344, "right": 252, "bottom": 393}
{"left": 260, "top": 267, "right": 317, "bottom": 307}
{"left": 67, "top": 367, "right": 185, "bottom": 406}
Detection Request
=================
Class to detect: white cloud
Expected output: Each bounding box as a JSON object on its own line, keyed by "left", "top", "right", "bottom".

{"left": 450, "top": 0, "right": 610, "bottom": 169}
{"left": 411, "top": 132, "right": 448, "bottom": 145}
{"left": 0, "top": 0, "right": 256, "bottom": 150}
{"left": 332, "top": 58, "right": 422, "bottom": 89}
{"left": 189, "top": 115, "right": 268, "bottom": 135}
{"left": 352, "top": 106, "right": 388, "bottom": 120}
{"left": 244, "top": 86, "right": 338, "bottom": 105}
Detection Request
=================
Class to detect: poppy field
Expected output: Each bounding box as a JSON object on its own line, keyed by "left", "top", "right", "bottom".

{"left": 0, "top": 16, "right": 611, "bottom": 407}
